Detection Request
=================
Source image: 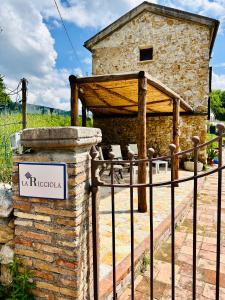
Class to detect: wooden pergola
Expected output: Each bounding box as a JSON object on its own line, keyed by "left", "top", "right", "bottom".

{"left": 69, "top": 71, "right": 193, "bottom": 212}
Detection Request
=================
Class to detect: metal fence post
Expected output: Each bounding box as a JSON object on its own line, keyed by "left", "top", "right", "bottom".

{"left": 21, "top": 78, "right": 27, "bottom": 129}
{"left": 148, "top": 147, "right": 155, "bottom": 300}
{"left": 169, "top": 143, "right": 176, "bottom": 300}
{"left": 216, "top": 123, "right": 225, "bottom": 300}
{"left": 192, "top": 136, "right": 200, "bottom": 300}
{"left": 90, "top": 146, "right": 100, "bottom": 300}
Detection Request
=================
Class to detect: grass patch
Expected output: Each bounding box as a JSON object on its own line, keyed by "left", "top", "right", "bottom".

{"left": 0, "top": 113, "right": 93, "bottom": 183}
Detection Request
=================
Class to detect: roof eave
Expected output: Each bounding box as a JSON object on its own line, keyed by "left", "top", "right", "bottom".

{"left": 209, "top": 20, "right": 220, "bottom": 57}
{"left": 84, "top": 1, "right": 219, "bottom": 52}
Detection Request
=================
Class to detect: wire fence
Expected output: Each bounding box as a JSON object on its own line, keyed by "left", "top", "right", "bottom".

{"left": 0, "top": 79, "right": 23, "bottom": 182}
{"left": 0, "top": 78, "right": 71, "bottom": 183}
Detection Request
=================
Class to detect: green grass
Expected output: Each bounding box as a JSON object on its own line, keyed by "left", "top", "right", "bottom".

{"left": 207, "top": 133, "right": 217, "bottom": 140}
{"left": 0, "top": 113, "right": 93, "bottom": 183}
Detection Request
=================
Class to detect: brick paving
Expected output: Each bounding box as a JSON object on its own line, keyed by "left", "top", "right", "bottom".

{"left": 99, "top": 169, "right": 194, "bottom": 280}
{"left": 119, "top": 170, "right": 225, "bottom": 299}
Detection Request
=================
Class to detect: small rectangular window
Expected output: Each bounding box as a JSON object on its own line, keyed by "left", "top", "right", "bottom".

{"left": 139, "top": 48, "right": 153, "bottom": 61}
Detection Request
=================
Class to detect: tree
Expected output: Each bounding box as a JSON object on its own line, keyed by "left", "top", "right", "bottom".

{"left": 210, "top": 90, "right": 225, "bottom": 121}
{"left": 0, "top": 75, "right": 11, "bottom": 105}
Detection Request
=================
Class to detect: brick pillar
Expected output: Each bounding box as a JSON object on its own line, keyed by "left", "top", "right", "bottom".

{"left": 12, "top": 127, "right": 101, "bottom": 300}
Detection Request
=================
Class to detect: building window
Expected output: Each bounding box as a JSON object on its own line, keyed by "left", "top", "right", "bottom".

{"left": 139, "top": 47, "right": 153, "bottom": 61}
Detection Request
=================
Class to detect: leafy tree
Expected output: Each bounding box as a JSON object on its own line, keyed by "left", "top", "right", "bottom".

{"left": 210, "top": 90, "right": 225, "bottom": 121}
{"left": 0, "top": 75, "right": 11, "bottom": 105}
{"left": 221, "top": 90, "right": 225, "bottom": 108}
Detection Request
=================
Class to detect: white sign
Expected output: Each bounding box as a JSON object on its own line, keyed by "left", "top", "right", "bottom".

{"left": 18, "top": 162, "right": 67, "bottom": 200}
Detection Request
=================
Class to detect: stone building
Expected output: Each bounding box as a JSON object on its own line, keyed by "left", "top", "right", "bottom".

{"left": 83, "top": 1, "right": 219, "bottom": 157}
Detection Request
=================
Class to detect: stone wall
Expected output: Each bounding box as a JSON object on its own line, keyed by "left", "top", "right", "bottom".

{"left": 91, "top": 10, "right": 211, "bottom": 151}
{"left": 12, "top": 127, "right": 102, "bottom": 300}
{"left": 92, "top": 10, "right": 210, "bottom": 113}
{"left": 0, "top": 184, "right": 14, "bottom": 284}
{"left": 94, "top": 115, "right": 207, "bottom": 161}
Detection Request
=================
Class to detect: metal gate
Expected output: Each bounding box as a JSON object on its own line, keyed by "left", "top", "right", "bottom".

{"left": 91, "top": 124, "right": 225, "bottom": 300}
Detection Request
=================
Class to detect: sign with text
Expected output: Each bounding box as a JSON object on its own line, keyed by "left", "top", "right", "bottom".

{"left": 18, "top": 162, "right": 67, "bottom": 200}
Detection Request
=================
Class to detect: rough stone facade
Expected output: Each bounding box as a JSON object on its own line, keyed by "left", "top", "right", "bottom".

{"left": 94, "top": 115, "right": 207, "bottom": 161}
{"left": 12, "top": 127, "right": 102, "bottom": 300}
{"left": 90, "top": 9, "right": 211, "bottom": 156}
{"left": 92, "top": 11, "right": 210, "bottom": 112}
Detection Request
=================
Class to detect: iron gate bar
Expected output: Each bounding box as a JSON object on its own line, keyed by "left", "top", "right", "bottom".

{"left": 95, "top": 165, "right": 225, "bottom": 189}
{"left": 148, "top": 148, "right": 154, "bottom": 300}
{"left": 216, "top": 124, "right": 224, "bottom": 300}
{"left": 129, "top": 160, "right": 135, "bottom": 300}
{"left": 90, "top": 147, "right": 100, "bottom": 300}
{"left": 91, "top": 124, "right": 225, "bottom": 300}
{"left": 192, "top": 136, "right": 200, "bottom": 300}
{"left": 110, "top": 164, "right": 117, "bottom": 299}
{"left": 170, "top": 144, "right": 176, "bottom": 300}
{"left": 91, "top": 134, "right": 224, "bottom": 168}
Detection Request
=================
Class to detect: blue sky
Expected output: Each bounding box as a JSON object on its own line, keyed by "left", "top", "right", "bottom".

{"left": 0, "top": 0, "right": 225, "bottom": 110}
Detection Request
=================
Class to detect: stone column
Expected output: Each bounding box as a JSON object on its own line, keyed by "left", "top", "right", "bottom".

{"left": 12, "top": 127, "right": 101, "bottom": 300}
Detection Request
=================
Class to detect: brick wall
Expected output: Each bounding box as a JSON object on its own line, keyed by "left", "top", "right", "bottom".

{"left": 12, "top": 127, "right": 102, "bottom": 300}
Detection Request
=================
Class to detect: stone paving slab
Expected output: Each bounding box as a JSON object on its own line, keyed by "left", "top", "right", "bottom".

{"left": 118, "top": 168, "right": 225, "bottom": 299}
{"left": 99, "top": 169, "right": 195, "bottom": 281}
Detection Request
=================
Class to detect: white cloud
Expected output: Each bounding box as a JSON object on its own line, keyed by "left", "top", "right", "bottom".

{"left": 1, "top": 0, "right": 224, "bottom": 112}
{"left": 39, "top": 0, "right": 158, "bottom": 29}
{"left": 212, "top": 72, "right": 225, "bottom": 90}
{"left": 0, "top": 0, "right": 72, "bottom": 110}
{"left": 214, "top": 62, "right": 225, "bottom": 68}
{"left": 37, "top": 0, "right": 224, "bottom": 31}
{"left": 74, "top": 67, "right": 83, "bottom": 77}
{"left": 83, "top": 57, "right": 92, "bottom": 65}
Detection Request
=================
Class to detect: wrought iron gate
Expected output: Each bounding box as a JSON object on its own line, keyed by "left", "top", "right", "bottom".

{"left": 91, "top": 124, "right": 225, "bottom": 300}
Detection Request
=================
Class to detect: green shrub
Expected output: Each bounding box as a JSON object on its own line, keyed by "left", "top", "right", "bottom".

{"left": 210, "top": 90, "right": 225, "bottom": 121}
{"left": 207, "top": 144, "right": 217, "bottom": 161}
{"left": 209, "top": 124, "right": 216, "bottom": 134}
{"left": 0, "top": 258, "right": 35, "bottom": 299}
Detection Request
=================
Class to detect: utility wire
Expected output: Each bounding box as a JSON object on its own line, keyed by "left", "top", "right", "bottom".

{"left": 53, "top": 0, "right": 81, "bottom": 67}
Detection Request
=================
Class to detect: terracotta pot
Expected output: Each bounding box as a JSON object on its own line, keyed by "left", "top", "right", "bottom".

{"left": 184, "top": 161, "right": 203, "bottom": 172}
{"left": 207, "top": 158, "right": 214, "bottom": 166}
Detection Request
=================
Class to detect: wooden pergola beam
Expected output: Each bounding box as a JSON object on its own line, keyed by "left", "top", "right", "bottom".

{"left": 77, "top": 72, "right": 139, "bottom": 84}
{"left": 69, "top": 75, "right": 79, "bottom": 126}
{"left": 173, "top": 98, "right": 180, "bottom": 183}
{"left": 93, "top": 83, "right": 136, "bottom": 105}
{"left": 75, "top": 71, "right": 193, "bottom": 114}
{"left": 147, "top": 99, "right": 171, "bottom": 105}
{"left": 89, "top": 83, "right": 156, "bottom": 113}
{"left": 138, "top": 71, "right": 147, "bottom": 213}
{"left": 85, "top": 84, "right": 136, "bottom": 114}
{"left": 79, "top": 95, "right": 87, "bottom": 127}
{"left": 82, "top": 104, "right": 87, "bottom": 127}
{"left": 86, "top": 104, "right": 159, "bottom": 113}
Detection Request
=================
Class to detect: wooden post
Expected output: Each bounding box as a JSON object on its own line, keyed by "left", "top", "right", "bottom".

{"left": 138, "top": 71, "right": 147, "bottom": 213}
{"left": 21, "top": 78, "right": 27, "bottom": 129}
{"left": 82, "top": 103, "right": 87, "bottom": 127}
{"left": 69, "top": 75, "right": 79, "bottom": 126}
{"left": 173, "top": 98, "right": 180, "bottom": 183}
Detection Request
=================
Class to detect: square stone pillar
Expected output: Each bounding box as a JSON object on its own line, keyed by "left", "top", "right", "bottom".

{"left": 12, "top": 127, "right": 101, "bottom": 300}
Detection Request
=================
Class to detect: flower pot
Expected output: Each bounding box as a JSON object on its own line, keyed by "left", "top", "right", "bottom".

{"left": 184, "top": 161, "right": 203, "bottom": 172}
{"left": 207, "top": 158, "right": 214, "bottom": 166}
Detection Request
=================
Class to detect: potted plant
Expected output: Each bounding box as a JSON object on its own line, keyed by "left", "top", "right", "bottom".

{"left": 207, "top": 144, "right": 217, "bottom": 165}
{"left": 184, "top": 153, "right": 203, "bottom": 172}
